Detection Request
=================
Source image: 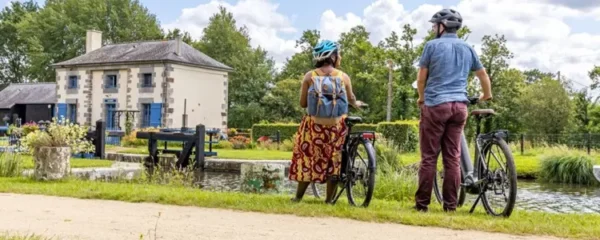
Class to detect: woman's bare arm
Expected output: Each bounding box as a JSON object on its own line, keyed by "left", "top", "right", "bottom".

{"left": 300, "top": 72, "right": 312, "bottom": 108}
{"left": 343, "top": 73, "right": 359, "bottom": 108}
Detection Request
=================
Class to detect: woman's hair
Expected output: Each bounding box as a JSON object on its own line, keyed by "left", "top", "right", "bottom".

{"left": 314, "top": 50, "right": 338, "bottom": 68}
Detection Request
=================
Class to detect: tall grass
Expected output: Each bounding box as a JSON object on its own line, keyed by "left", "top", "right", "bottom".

{"left": 539, "top": 148, "right": 598, "bottom": 185}
{"left": 373, "top": 137, "right": 419, "bottom": 201}
{"left": 0, "top": 152, "right": 23, "bottom": 177}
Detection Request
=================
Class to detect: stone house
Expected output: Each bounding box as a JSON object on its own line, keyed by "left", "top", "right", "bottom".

{"left": 52, "top": 30, "right": 232, "bottom": 131}
{"left": 0, "top": 83, "right": 56, "bottom": 125}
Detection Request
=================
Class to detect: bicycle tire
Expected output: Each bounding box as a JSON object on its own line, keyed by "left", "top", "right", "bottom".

{"left": 433, "top": 169, "right": 466, "bottom": 207}
{"left": 479, "top": 137, "right": 517, "bottom": 217}
{"left": 346, "top": 138, "right": 376, "bottom": 207}
{"left": 311, "top": 182, "right": 321, "bottom": 198}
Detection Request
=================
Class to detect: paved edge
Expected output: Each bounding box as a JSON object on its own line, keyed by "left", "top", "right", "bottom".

{"left": 0, "top": 193, "right": 564, "bottom": 240}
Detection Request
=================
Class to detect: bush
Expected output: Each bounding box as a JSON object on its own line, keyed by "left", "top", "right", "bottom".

{"left": 122, "top": 127, "right": 160, "bottom": 147}
{"left": 539, "top": 151, "right": 598, "bottom": 185}
{"left": 22, "top": 122, "right": 39, "bottom": 136}
{"left": 374, "top": 166, "right": 419, "bottom": 202}
{"left": 352, "top": 124, "right": 378, "bottom": 133}
{"left": 229, "top": 136, "right": 251, "bottom": 149}
{"left": 213, "top": 140, "right": 233, "bottom": 149}
{"left": 0, "top": 152, "right": 23, "bottom": 177}
{"left": 375, "top": 135, "right": 403, "bottom": 174}
{"left": 251, "top": 123, "right": 298, "bottom": 142}
{"left": 20, "top": 117, "right": 89, "bottom": 155}
{"left": 376, "top": 121, "right": 419, "bottom": 152}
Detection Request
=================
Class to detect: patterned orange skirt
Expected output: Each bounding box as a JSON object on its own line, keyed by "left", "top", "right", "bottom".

{"left": 288, "top": 115, "right": 348, "bottom": 183}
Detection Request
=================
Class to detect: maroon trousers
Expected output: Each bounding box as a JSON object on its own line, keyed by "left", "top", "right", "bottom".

{"left": 415, "top": 101, "right": 468, "bottom": 211}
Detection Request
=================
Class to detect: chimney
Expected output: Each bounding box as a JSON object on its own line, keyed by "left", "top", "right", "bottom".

{"left": 176, "top": 36, "right": 182, "bottom": 56}
{"left": 86, "top": 30, "right": 103, "bottom": 53}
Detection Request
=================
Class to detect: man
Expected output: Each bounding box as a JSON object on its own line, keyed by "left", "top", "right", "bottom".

{"left": 414, "top": 8, "right": 493, "bottom": 212}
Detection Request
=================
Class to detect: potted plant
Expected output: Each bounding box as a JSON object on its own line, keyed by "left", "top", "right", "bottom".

{"left": 20, "top": 117, "right": 88, "bottom": 180}
{"left": 83, "top": 141, "right": 96, "bottom": 159}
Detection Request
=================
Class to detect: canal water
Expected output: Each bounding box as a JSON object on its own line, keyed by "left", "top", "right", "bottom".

{"left": 192, "top": 171, "right": 600, "bottom": 214}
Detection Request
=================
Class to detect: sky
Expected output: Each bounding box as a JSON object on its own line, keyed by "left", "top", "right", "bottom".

{"left": 5, "top": 0, "right": 600, "bottom": 91}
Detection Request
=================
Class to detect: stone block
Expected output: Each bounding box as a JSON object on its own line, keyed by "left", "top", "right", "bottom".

{"left": 240, "top": 162, "right": 284, "bottom": 194}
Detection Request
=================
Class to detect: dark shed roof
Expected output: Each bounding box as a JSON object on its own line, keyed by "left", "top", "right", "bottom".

{"left": 0, "top": 83, "right": 56, "bottom": 109}
{"left": 53, "top": 39, "right": 233, "bottom": 72}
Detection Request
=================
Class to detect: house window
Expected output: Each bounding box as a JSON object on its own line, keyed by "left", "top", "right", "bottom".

{"left": 141, "top": 104, "right": 151, "bottom": 127}
{"left": 142, "top": 73, "right": 153, "bottom": 87}
{"left": 105, "top": 75, "right": 117, "bottom": 89}
{"left": 67, "top": 104, "right": 77, "bottom": 123}
{"left": 68, "top": 76, "right": 78, "bottom": 89}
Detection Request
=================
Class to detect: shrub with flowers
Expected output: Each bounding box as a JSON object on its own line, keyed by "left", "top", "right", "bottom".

{"left": 229, "top": 135, "right": 251, "bottom": 149}
{"left": 22, "top": 122, "right": 40, "bottom": 136}
{"left": 20, "top": 117, "right": 89, "bottom": 155}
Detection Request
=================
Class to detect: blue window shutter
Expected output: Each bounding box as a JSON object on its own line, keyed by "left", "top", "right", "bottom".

{"left": 149, "top": 103, "right": 162, "bottom": 127}
{"left": 57, "top": 104, "right": 67, "bottom": 120}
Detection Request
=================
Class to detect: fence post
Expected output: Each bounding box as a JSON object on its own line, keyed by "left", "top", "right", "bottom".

{"left": 194, "top": 124, "right": 206, "bottom": 170}
{"left": 520, "top": 134, "right": 524, "bottom": 155}
{"left": 276, "top": 130, "right": 281, "bottom": 150}
{"left": 587, "top": 132, "right": 591, "bottom": 155}
{"left": 95, "top": 120, "right": 106, "bottom": 159}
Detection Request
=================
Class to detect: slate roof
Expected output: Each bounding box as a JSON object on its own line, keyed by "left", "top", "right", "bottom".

{"left": 0, "top": 83, "right": 56, "bottom": 109}
{"left": 52, "top": 40, "right": 233, "bottom": 72}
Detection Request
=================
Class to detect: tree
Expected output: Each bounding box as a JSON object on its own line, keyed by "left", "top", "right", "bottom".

{"left": 572, "top": 89, "right": 594, "bottom": 133}
{"left": 519, "top": 77, "right": 573, "bottom": 135}
{"left": 336, "top": 26, "right": 387, "bottom": 122}
{"left": 479, "top": 34, "right": 513, "bottom": 81}
{"left": 523, "top": 69, "right": 555, "bottom": 84}
{"left": 0, "top": 0, "right": 39, "bottom": 84}
{"left": 195, "top": 6, "right": 275, "bottom": 127}
{"left": 589, "top": 66, "right": 600, "bottom": 90}
{"left": 164, "top": 28, "right": 194, "bottom": 44}
{"left": 275, "top": 29, "right": 320, "bottom": 82}
{"left": 261, "top": 78, "right": 304, "bottom": 122}
{"left": 18, "top": 0, "right": 164, "bottom": 82}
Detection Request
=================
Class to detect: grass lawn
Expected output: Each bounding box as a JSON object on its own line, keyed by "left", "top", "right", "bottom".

{"left": 0, "top": 177, "right": 598, "bottom": 239}
{"left": 0, "top": 234, "right": 47, "bottom": 240}
{"left": 117, "top": 147, "right": 291, "bottom": 160}
{"left": 16, "top": 155, "right": 114, "bottom": 169}
{"left": 398, "top": 150, "right": 600, "bottom": 179}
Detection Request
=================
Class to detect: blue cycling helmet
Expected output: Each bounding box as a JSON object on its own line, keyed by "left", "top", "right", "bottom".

{"left": 312, "top": 40, "right": 339, "bottom": 61}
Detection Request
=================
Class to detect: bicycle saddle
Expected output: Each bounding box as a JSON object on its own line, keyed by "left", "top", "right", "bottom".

{"left": 471, "top": 109, "right": 496, "bottom": 116}
{"left": 345, "top": 116, "right": 363, "bottom": 124}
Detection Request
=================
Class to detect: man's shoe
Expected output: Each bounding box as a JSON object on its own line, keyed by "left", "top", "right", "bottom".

{"left": 413, "top": 206, "right": 428, "bottom": 212}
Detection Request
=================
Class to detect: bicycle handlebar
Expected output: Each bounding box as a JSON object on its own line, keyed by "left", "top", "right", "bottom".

{"left": 468, "top": 97, "right": 479, "bottom": 106}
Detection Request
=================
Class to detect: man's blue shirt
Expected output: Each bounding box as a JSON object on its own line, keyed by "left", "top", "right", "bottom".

{"left": 418, "top": 33, "right": 483, "bottom": 107}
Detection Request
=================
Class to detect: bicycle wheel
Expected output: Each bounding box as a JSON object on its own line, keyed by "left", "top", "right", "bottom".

{"left": 479, "top": 137, "right": 517, "bottom": 217}
{"left": 311, "top": 182, "right": 321, "bottom": 198}
{"left": 346, "top": 138, "right": 376, "bottom": 207}
{"left": 433, "top": 168, "right": 466, "bottom": 207}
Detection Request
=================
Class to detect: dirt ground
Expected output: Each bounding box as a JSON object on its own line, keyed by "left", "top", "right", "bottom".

{"left": 0, "top": 193, "right": 563, "bottom": 240}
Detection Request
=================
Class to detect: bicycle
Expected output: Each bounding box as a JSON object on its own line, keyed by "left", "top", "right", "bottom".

{"left": 308, "top": 116, "right": 377, "bottom": 207}
{"left": 431, "top": 97, "right": 517, "bottom": 217}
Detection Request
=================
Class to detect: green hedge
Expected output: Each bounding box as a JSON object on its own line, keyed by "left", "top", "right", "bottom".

{"left": 251, "top": 121, "right": 419, "bottom": 152}
{"left": 251, "top": 123, "right": 299, "bottom": 142}
{"left": 376, "top": 121, "right": 419, "bottom": 152}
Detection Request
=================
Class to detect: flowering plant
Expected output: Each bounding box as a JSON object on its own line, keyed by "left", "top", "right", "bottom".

{"left": 21, "top": 117, "right": 89, "bottom": 155}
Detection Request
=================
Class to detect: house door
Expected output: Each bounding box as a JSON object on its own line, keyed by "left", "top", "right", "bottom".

{"left": 106, "top": 103, "right": 116, "bottom": 130}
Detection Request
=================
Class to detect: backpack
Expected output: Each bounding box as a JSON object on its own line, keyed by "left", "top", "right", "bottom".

{"left": 306, "top": 70, "right": 348, "bottom": 118}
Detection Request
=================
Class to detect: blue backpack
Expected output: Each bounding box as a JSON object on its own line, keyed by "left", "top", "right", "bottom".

{"left": 306, "top": 70, "right": 348, "bottom": 118}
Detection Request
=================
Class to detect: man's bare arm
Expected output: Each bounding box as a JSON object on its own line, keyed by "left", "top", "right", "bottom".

{"left": 475, "top": 68, "right": 492, "bottom": 100}
{"left": 417, "top": 67, "right": 428, "bottom": 103}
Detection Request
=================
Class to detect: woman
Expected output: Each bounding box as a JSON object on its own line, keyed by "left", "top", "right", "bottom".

{"left": 289, "top": 40, "right": 364, "bottom": 203}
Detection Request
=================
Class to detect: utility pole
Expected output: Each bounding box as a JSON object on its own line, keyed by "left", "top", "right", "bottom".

{"left": 386, "top": 59, "right": 393, "bottom": 122}
{"left": 557, "top": 71, "right": 561, "bottom": 81}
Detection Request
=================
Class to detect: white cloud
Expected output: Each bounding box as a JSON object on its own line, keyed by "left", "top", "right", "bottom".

{"left": 165, "top": 0, "right": 600, "bottom": 88}
{"left": 316, "top": 0, "right": 600, "bottom": 91}
{"left": 163, "top": 0, "right": 299, "bottom": 69}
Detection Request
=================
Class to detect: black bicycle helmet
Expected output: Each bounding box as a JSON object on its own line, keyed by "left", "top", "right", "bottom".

{"left": 429, "top": 8, "right": 462, "bottom": 29}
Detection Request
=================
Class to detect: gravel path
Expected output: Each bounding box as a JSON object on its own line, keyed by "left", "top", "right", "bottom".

{"left": 0, "top": 193, "right": 562, "bottom": 240}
